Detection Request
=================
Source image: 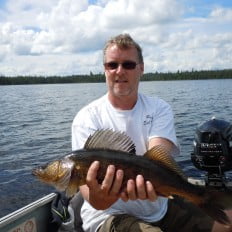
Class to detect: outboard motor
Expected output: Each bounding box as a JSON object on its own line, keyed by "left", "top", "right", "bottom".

{"left": 191, "top": 118, "right": 232, "bottom": 188}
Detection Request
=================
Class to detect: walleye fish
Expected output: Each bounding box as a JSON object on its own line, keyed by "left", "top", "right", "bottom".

{"left": 33, "top": 129, "right": 232, "bottom": 225}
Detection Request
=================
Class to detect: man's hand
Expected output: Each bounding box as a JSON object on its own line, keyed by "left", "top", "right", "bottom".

{"left": 85, "top": 161, "right": 124, "bottom": 210}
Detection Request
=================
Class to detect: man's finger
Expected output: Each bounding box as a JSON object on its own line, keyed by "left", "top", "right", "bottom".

{"left": 146, "top": 181, "right": 157, "bottom": 201}
{"left": 126, "top": 179, "right": 137, "bottom": 200}
{"left": 110, "top": 169, "right": 124, "bottom": 195}
{"left": 136, "top": 175, "right": 147, "bottom": 200}
{"left": 101, "top": 165, "right": 115, "bottom": 193}
{"left": 86, "top": 161, "right": 100, "bottom": 188}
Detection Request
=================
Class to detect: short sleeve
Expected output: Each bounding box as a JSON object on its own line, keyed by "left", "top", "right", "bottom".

{"left": 72, "top": 107, "right": 99, "bottom": 151}
{"left": 149, "top": 99, "right": 178, "bottom": 148}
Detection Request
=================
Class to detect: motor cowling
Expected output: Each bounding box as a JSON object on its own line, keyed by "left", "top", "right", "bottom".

{"left": 191, "top": 118, "right": 232, "bottom": 187}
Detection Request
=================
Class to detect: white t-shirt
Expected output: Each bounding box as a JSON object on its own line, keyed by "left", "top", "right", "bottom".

{"left": 72, "top": 93, "right": 178, "bottom": 232}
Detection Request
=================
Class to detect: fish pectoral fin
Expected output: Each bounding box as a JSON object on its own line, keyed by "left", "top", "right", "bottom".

{"left": 144, "top": 145, "right": 186, "bottom": 179}
{"left": 84, "top": 129, "right": 136, "bottom": 154}
{"left": 66, "top": 177, "right": 79, "bottom": 197}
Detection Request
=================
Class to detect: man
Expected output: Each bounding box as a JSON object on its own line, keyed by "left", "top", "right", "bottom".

{"left": 71, "top": 34, "right": 231, "bottom": 232}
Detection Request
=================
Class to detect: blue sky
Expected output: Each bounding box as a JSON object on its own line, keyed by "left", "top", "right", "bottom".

{"left": 0, "top": 0, "right": 6, "bottom": 7}
{"left": 183, "top": 0, "right": 231, "bottom": 17}
{"left": 0, "top": 0, "right": 231, "bottom": 76}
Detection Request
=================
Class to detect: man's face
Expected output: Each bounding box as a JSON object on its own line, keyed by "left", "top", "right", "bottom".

{"left": 104, "top": 44, "right": 144, "bottom": 99}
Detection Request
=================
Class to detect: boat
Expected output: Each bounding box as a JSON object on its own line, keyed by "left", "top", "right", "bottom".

{"left": 1, "top": 118, "right": 232, "bottom": 231}
{"left": 0, "top": 191, "right": 84, "bottom": 232}
{"left": 0, "top": 193, "right": 56, "bottom": 232}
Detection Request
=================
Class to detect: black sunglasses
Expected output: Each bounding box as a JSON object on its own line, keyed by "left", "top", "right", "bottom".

{"left": 104, "top": 61, "right": 139, "bottom": 70}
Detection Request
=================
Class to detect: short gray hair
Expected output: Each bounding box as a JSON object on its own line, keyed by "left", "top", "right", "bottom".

{"left": 103, "top": 34, "right": 143, "bottom": 63}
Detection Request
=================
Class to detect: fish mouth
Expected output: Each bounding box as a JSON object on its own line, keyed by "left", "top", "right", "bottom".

{"left": 32, "top": 166, "right": 53, "bottom": 183}
{"left": 32, "top": 168, "right": 38, "bottom": 176}
{"left": 32, "top": 166, "right": 44, "bottom": 177}
{"left": 32, "top": 161, "right": 51, "bottom": 174}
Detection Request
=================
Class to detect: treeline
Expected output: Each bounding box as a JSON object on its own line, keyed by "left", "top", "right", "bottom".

{"left": 142, "top": 69, "right": 232, "bottom": 81}
{"left": 0, "top": 69, "right": 231, "bottom": 85}
{"left": 0, "top": 73, "right": 104, "bottom": 85}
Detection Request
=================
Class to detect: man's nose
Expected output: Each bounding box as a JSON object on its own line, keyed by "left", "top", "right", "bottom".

{"left": 115, "top": 64, "right": 126, "bottom": 74}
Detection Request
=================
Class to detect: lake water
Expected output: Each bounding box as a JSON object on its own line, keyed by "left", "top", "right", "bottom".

{"left": 0, "top": 79, "right": 231, "bottom": 217}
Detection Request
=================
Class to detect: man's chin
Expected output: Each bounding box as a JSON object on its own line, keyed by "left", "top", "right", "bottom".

{"left": 113, "top": 89, "right": 131, "bottom": 97}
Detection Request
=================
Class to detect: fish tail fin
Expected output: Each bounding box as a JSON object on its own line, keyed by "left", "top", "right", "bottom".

{"left": 200, "top": 189, "right": 232, "bottom": 225}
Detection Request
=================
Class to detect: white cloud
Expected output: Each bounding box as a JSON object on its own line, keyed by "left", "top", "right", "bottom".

{"left": 0, "top": 0, "right": 231, "bottom": 76}
{"left": 210, "top": 7, "right": 232, "bottom": 22}
{"left": 102, "top": 0, "right": 183, "bottom": 28}
{"left": 0, "top": 51, "right": 103, "bottom": 76}
{"left": 2, "top": 0, "right": 56, "bottom": 28}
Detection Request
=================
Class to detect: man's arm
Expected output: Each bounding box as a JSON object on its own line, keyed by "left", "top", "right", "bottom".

{"left": 148, "top": 137, "right": 177, "bottom": 153}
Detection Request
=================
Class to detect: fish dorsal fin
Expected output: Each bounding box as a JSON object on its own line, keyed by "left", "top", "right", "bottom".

{"left": 84, "top": 129, "right": 136, "bottom": 154}
{"left": 144, "top": 145, "right": 186, "bottom": 179}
